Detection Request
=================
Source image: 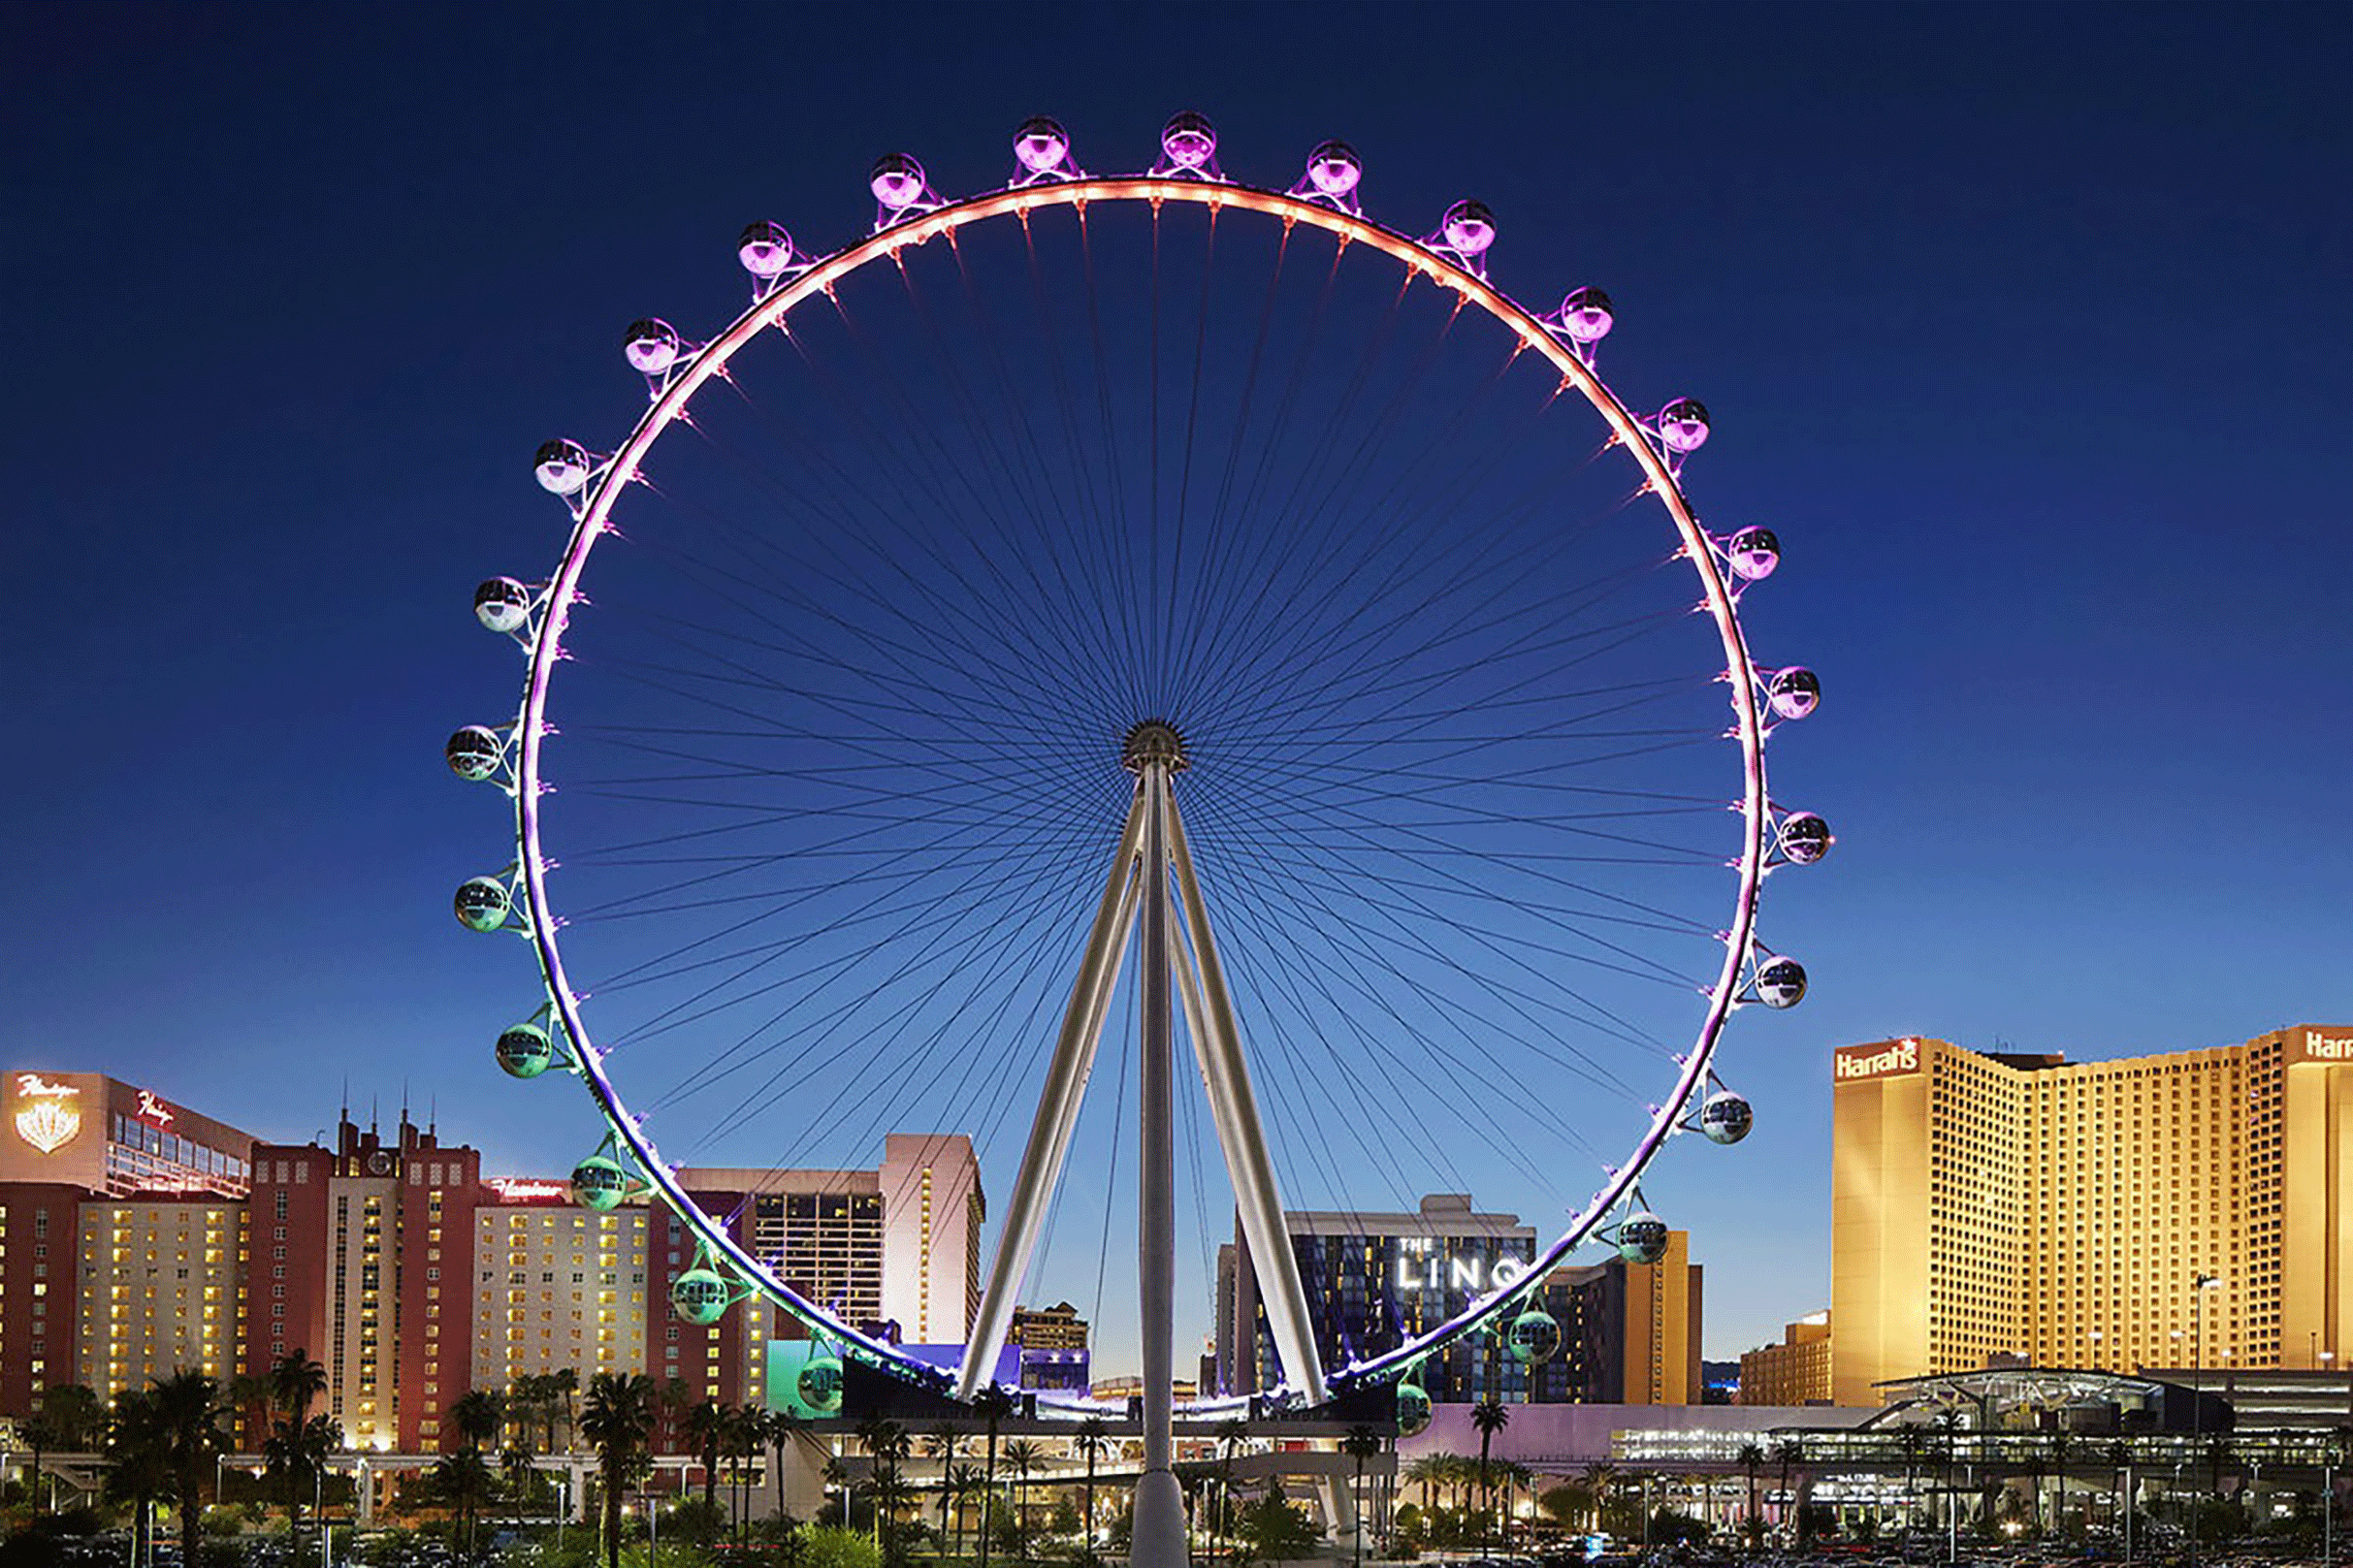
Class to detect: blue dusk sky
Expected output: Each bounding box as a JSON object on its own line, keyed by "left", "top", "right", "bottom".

{"left": 4, "top": 4, "right": 2348, "bottom": 1373}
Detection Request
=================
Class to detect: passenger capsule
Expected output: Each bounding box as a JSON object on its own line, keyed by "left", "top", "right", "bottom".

{"left": 1658, "top": 398, "right": 1711, "bottom": 454}
{"left": 1439, "top": 199, "right": 1496, "bottom": 257}
{"left": 1766, "top": 667, "right": 1821, "bottom": 721}
{"left": 445, "top": 725, "right": 504, "bottom": 782}
{"left": 474, "top": 577, "right": 533, "bottom": 634}
{"left": 1617, "top": 1210, "right": 1671, "bottom": 1265}
{"left": 1726, "top": 526, "right": 1781, "bottom": 582}
{"left": 1395, "top": 1380, "right": 1432, "bottom": 1438}
{"left": 1778, "top": 812, "right": 1833, "bottom": 865}
{"left": 453, "top": 877, "right": 512, "bottom": 933}
{"left": 569, "top": 1153, "right": 632, "bottom": 1212}
{"left": 797, "top": 1354, "right": 845, "bottom": 1414}
{"left": 672, "top": 1266, "right": 734, "bottom": 1326}
{"left": 869, "top": 153, "right": 927, "bottom": 210}
{"left": 1756, "top": 956, "right": 1809, "bottom": 1009}
{"left": 1505, "top": 1308, "right": 1562, "bottom": 1365}
{"left": 1160, "top": 111, "right": 1217, "bottom": 171}
{"left": 1014, "top": 116, "right": 1070, "bottom": 174}
{"left": 495, "top": 1023, "right": 554, "bottom": 1079}
{"left": 533, "top": 439, "right": 594, "bottom": 496}
{"left": 623, "top": 318, "right": 682, "bottom": 375}
{"left": 737, "top": 221, "right": 795, "bottom": 277}
{"left": 1699, "top": 1090, "right": 1754, "bottom": 1145}
{"left": 1305, "top": 140, "right": 1362, "bottom": 198}
{"left": 1559, "top": 286, "right": 1614, "bottom": 344}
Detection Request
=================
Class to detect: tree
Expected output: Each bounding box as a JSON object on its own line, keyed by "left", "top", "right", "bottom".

{"left": 688, "top": 1401, "right": 733, "bottom": 1513}
{"left": 1771, "top": 1439, "right": 1805, "bottom": 1541}
{"left": 431, "top": 1446, "right": 498, "bottom": 1558}
{"left": 944, "top": 1462, "right": 984, "bottom": 1560}
{"left": 1894, "top": 1427, "right": 1928, "bottom": 1532}
{"left": 1075, "top": 1418, "right": 1112, "bottom": 1560}
{"left": 265, "top": 1413, "right": 339, "bottom": 1560}
{"left": 1215, "top": 1418, "right": 1251, "bottom": 1560}
{"left": 770, "top": 1408, "right": 805, "bottom": 1524}
{"left": 104, "top": 1390, "right": 173, "bottom": 1568}
{"left": 1469, "top": 1399, "right": 1509, "bottom": 1552}
{"left": 1339, "top": 1425, "right": 1384, "bottom": 1568}
{"left": 267, "top": 1349, "right": 330, "bottom": 1540}
{"left": 971, "top": 1386, "right": 1015, "bottom": 1568}
{"left": 149, "top": 1370, "right": 230, "bottom": 1568}
{"left": 581, "top": 1371, "right": 657, "bottom": 1568}
{"left": 1737, "top": 1442, "right": 1764, "bottom": 1546}
{"left": 21, "top": 1384, "right": 103, "bottom": 1514}
{"left": 451, "top": 1389, "right": 506, "bottom": 1455}
{"left": 1000, "top": 1439, "right": 1043, "bottom": 1550}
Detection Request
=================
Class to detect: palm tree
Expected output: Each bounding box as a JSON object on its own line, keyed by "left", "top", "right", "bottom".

{"left": 1737, "top": 1442, "right": 1765, "bottom": 1546}
{"left": 1583, "top": 1464, "right": 1619, "bottom": 1536}
{"left": 451, "top": 1389, "right": 505, "bottom": 1455}
{"left": 2046, "top": 1429, "right": 2074, "bottom": 1535}
{"left": 433, "top": 1446, "right": 498, "bottom": 1558}
{"left": 688, "top": 1400, "right": 732, "bottom": 1513}
{"left": 20, "top": 1383, "right": 101, "bottom": 1514}
{"left": 726, "top": 1404, "right": 767, "bottom": 1542}
{"left": 1771, "top": 1439, "right": 1804, "bottom": 1541}
{"left": 1215, "top": 1418, "right": 1250, "bottom": 1560}
{"left": 972, "top": 1386, "right": 1015, "bottom": 1568}
{"left": 2104, "top": 1439, "right": 2133, "bottom": 1535}
{"left": 581, "top": 1371, "right": 657, "bottom": 1568}
{"left": 105, "top": 1389, "right": 173, "bottom": 1568}
{"left": 269, "top": 1349, "right": 329, "bottom": 1537}
{"left": 1470, "top": 1399, "right": 1510, "bottom": 1551}
{"left": 266, "top": 1413, "right": 339, "bottom": 1562}
{"left": 1075, "top": 1418, "right": 1112, "bottom": 1559}
{"left": 503, "top": 1442, "right": 540, "bottom": 1510}
{"left": 1894, "top": 1427, "right": 1927, "bottom": 1533}
{"left": 769, "top": 1408, "right": 804, "bottom": 1523}
{"left": 1001, "top": 1438, "right": 1044, "bottom": 1555}
{"left": 134, "top": 1370, "right": 230, "bottom": 1568}
{"left": 944, "top": 1461, "right": 983, "bottom": 1560}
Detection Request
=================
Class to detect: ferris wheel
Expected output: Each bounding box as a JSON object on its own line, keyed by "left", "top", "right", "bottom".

{"left": 447, "top": 112, "right": 1825, "bottom": 1500}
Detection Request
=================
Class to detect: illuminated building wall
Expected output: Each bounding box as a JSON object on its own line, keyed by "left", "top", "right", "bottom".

{"left": 243, "top": 1142, "right": 336, "bottom": 1394}
{"left": 0, "top": 1183, "right": 93, "bottom": 1412}
{"left": 1738, "top": 1311, "right": 1832, "bottom": 1405}
{"left": 1831, "top": 1025, "right": 2353, "bottom": 1406}
{"left": 72, "top": 1198, "right": 243, "bottom": 1400}
{"left": 0, "top": 1072, "right": 255, "bottom": 1198}
{"left": 470, "top": 1192, "right": 650, "bottom": 1395}
{"left": 878, "top": 1134, "right": 983, "bottom": 1346}
{"left": 1223, "top": 1193, "right": 1703, "bottom": 1404}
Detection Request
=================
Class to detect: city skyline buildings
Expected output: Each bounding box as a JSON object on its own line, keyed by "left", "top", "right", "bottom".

{"left": 5, "top": 6, "right": 2348, "bottom": 1372}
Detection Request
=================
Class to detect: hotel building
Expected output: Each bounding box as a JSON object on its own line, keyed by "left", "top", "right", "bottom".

{"left": 1831, "top": 1023, "right": 2352, "bottom": 1406}
{"left": 1737, "top": 1311, "right": 1832, "bottom": 1405}
{"left": 1219, "top": 1192, "right": 1703, "bottom": 1404}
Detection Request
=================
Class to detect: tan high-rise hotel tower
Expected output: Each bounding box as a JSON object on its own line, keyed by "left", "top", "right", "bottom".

{"left": 1831, "top": 1024, "right": 2352, "bottom": 1406}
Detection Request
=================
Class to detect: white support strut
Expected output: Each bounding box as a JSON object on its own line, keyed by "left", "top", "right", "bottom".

{"left": 1165, "top": 792, "right": 1331, "bottom": 1406}
{"left": 955, "top": 787, "right": 1146, "bottom": 1400}
{"left": 1130, "top": 762, "right": 1188, "bottom": 1568}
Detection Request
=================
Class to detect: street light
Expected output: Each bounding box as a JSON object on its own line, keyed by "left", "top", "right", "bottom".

{"left": 2187, "top": 1273, "right": 2222, "bottom": 1568}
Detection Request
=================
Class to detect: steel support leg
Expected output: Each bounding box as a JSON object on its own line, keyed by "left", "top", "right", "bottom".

{"left": 956, "top": 787, "right": 1147, "bottom": 1399}
{"left": 1130, "top": 764, "right": 1188, "bottom": 1568}
{"left": 1166, "top": 796, "right": 1331, "bottom": 1405}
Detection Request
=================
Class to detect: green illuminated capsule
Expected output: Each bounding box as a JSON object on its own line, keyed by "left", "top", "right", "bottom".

{"left": 569, "top": 1154, "right": 631, "bottom": 1212}
{"left": 798, "top": 1355, "right": 844, "bottom": 1414}
{"left": 1396, "top": 1381, "right": 1432, "bottom": 1438}
{"left": 496, "top": 1024, "right": 554, "bottom": 1079}
{"left": 454, "top": 878, "right": 512, "bottom": 933}
{"left": 672, "top": 1267, "right": 733, "bottom": 1325}
{"left": 1505, "top": 1307, "right": 1561, "bottom": 1365}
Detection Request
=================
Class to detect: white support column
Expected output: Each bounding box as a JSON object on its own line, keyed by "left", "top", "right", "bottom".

{"left": 1130, "top": 762, "right": 1188, "bottom": 1568}
{"left": 956, "top": 787, "right": 1147, "bottom": 1399}
{"left": 1165, "top": 795, "right": 1330, "bottom": 1405}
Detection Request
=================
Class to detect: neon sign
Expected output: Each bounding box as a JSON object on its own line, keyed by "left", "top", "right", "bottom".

{"left": 2304, "top": 1031, "right": 2353, "bottom": 1063}
{"left": 135, "top": 1090, "right": 175, "bottom": 1126}
{"left": 1392, "top": 1249, "right": 1529, "bottom": 1295}
{"left": 14, "top": 1075, "right": 81, "bottom": 1156}
{"left": 1835, "top": 1039, "right": 1920, "bottom": 1080}
{"left": 487, "top": 1177, "right": 570, "bottom": 1202}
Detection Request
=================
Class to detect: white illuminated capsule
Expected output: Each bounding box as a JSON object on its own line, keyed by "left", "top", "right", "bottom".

{"left": 869, "top": 153, "right": 927, "bottom": 210}
{"left": 1767, "top": 667, "right": 1821, "bottom": 721}
{"left": 1617, "top": 1210, "right": 1671, "bottom": 1265}
{"left": 1305, "top": 139, "right": 1362, "bottom": 198}
{"left": 445, "top": 726, "right": 504, "bottom": 782}
{"left": 533, "top": 439, "right": 593, "bottom": 496}
{"left": 623, "top": 318, "right": 682, "bottom": 375}
{"left": 1161, "top": 111, "right": 1216, "bottom": 171}
{"left": 474, "top": 577, "right": 532, "bottom": 634}
{"left": 454, "top": 877, "right": 512, "bottom": 933}
{"left": 1778, "top": 812, "right": 1833, "bottom": 865}
{"left": 737, "top": 220, "right": 795, "bottom": 277}
{"left": 1756, "top": 956, "right": 1808, "bottom": 1009}
{"left": 1699, "top": 1090, "right": 1754, "bottom": 1145}
{"left": 1658, "top": 398, "right": 1711, "bottom": 454}
{"left": 1439, "top": 199, "right": 1496, "bottom": 257}
{"left": 1505, "top": 1308, "right": 1562, "bottom": 1365}
{"left": 496, "top": 1023, "right": 554, "bottom": 1079}
{"left": 1014, "top": 115, "right": 1070, "bottom": 175}
{"left": 1559, "top": 286, "right": 1614, "bottom": 344}
{"left": 1726, "top": 526, "right": 1781, "bottom": 582}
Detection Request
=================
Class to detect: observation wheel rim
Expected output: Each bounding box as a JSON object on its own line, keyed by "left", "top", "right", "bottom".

{"left": 509, "top": 173, "right": 1771, "bottom": 1414}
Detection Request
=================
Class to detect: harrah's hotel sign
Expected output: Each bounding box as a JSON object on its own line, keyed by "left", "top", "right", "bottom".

{"left": 2303, "top": 1029, "right": 2353, "bottom": 1064}
{"left": 1834, "top": 1038, "right": 1921, "bottom": 1081}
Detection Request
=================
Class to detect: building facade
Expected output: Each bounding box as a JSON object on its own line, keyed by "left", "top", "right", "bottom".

{"left": 0, "top": 1073, "right": 255, "bottom": 1200}
{"left": 1831, "top": 1024, "right": 2353, "bottom": 1405}
{"left": 1738, "top": 1311, "right": 1831, "bottom": 1405}
{"left": 1219, "top": 1193, "right": 1703, "bottom": 1405}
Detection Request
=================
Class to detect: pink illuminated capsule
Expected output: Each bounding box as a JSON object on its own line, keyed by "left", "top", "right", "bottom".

{"left": 1439, "top": 199, "right": 1496, "bottom": 257}
{"left": 533, "top": 439, "right": 593, "bottom": 496}
{"left": 1778, "top": 812, "right": 1833, "bottom": 865}
{"left": 737, "top": 221, "right": 795, "bottom": 277}
{"left": 1161, "top": 111, "right": 1216, "bottom": 171}
{"left": 1658, "top": 397, "right": 1711, "bottom": 454}
{"left": 1726, "top": 526, "right": 1780, "bottom": 582}
{"left": 1559, "top": 286, "right": 1614, "bottom": 344}
{"left": 1766, "top": 666, "right": 1821, "bottom": 721}
{"left": 623, "top": 319, "right": 682, "bottom": 375}
{"left": 869, "top": 153, "right": 928, "bottom": 210}
{"left": 1014, "top": 115, "right": 1070, "bottom": 175}
{"left": 1305, "top": 140, "right": 1362, "bottom": 198}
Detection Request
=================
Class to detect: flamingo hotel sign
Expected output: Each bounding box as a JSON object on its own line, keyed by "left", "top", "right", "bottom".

{"left": 14, "top": 1074, "right": 82, "bottom": 1155}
